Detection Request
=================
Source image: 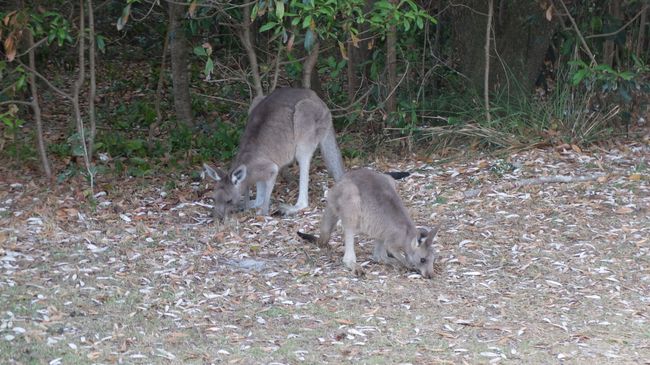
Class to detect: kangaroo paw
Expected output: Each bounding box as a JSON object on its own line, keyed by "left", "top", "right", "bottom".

{"left": 373, "top": 255, "right": 403, "bottom": 268}
{"left": 279, "top": 203, "right": 307, "bottom": 216}
{"left": 316, "top": 238, "right": 333, "bottom": 250}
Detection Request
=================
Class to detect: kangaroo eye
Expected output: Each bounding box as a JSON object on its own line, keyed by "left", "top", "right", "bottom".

{"left": 420, "top": 258, "right": 427, "bottom": 264}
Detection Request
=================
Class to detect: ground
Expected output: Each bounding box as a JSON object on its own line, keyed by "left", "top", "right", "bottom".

{"left": 0, "top": 142, "right": 649, "bottom": 364}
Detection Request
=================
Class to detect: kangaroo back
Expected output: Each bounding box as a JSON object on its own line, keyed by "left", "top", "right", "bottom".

{"left": 236, "top": 89, "right": 308, "bottom": 167}
{"left": 206, "top": 88, "right": 346, "bottom": 218}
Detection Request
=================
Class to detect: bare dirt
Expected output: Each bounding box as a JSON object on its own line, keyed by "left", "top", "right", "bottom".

{"left": 1, "top": 142, "right": 649, "bottom": 364}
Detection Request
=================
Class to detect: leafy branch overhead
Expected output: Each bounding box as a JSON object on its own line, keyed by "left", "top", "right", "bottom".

{"left": 253, "top": 0, "right": 436, "bottom": 53}
{"left": 2, "top": 9, "right": 73, "bottom": 62}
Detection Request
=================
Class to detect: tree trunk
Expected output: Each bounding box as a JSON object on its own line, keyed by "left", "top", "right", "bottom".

{"left": 27, "top": 29, "right": 51, "bottom": 179}
{"left": 484, "top": 0, "right": 493, "bottom": 123}
{"left": 73, "top": 0, "right": 94, "bottom": 190}
{"left": 149, "top": 27, "right": 170, "bottom": 145}
{"left": 450, "top": 0, "right": 556, "bottom": 93}
{"left": 347, "top": 0, "right": 374, "bottom": 102}
{"left": 636, "top": 6, "right": 647, "bottom": 58}
{"left": 168, "top": 2, "right": 193, "bottom": 127}
{"left": 240, "top": 2, "right": 264, "bottom": 98}
{"left": 87, "top": 0, "right": 97, "bottom": 156}
{"left": 347, "top": 41, "right": 359, "bottom": 102}
{"left": 302, "top": 41, "right": 320, "bottom": 89}
{"left": 385, "top": 21, "right": 397, "bottom": 113}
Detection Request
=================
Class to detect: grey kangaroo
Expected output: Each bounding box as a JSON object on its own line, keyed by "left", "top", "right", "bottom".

{"left": 298, "top": 169, "right": 438, "bottom": 278}
{"left": 203, "top": 88, "right": 345, "bottom": 219}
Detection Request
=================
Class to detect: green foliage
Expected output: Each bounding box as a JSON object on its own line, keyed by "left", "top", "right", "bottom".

{"left": 0, "top": 105, "right": 24, "bottom": 132}
{"left": 169, "top": 122, "right": 242, "bottom": 163}
{"left": 489, "top": 159, "right": 516, "bottom": 177}
{"left": 111, "top": 101, "right": 157, "bottom": 130}
{"left": 370, "top": 0, "right": 435, "bottom": 33}
{"left": 321, "top": 56, "right": 346, "bottom": 78}
{"left": 252, "top": 0, "right": 435, "bottom": 54}
{"left": 193, "top": 43, "right": 214, "bottom": 80}
{"left": 569, "top": 57, "right": 648, "bottom": 104}
{"left": 96, "top": 34, "right": 106, "bottom": 53}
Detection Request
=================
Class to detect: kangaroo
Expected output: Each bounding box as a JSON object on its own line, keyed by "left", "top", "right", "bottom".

{"left": 298, "top": 169, "right": 438, "bottom": 278}
{"left": 203, "top": 88, "right": 345, "bottom": 219}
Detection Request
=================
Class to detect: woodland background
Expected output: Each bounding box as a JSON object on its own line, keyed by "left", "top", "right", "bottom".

{"left": 0, "top": 0, "right": 648, "bottom": 182}
{"left": 0, "top": 1, "right": 649, "bottom": 364}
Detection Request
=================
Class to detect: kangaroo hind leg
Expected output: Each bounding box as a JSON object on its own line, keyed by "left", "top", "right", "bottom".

{"left": 280, "top": 142, "right": 318, "bottom": 215}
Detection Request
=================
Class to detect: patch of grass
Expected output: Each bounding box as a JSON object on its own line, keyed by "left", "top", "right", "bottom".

{"left": 633, "top": 161, "right": 647, "bottom": 172}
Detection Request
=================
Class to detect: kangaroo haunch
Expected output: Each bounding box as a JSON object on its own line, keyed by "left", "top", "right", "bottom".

{"left": 299, "top": 168, "right": 438, "bottom": 278}
{"left": 204, "top": 88, "right": 345, "bottom": 219}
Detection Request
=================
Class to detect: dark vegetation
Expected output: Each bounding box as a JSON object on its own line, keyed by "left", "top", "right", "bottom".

{"left": 0, "top": 0, "right": 647, "bottom": 186}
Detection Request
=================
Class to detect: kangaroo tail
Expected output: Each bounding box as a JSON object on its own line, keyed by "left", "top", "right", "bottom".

{"left": 319, "top": 124, "right": 345, "bottom": 181}
{"left": 385, "top": 171, "right": 410, "bottom": 180}
{"left": 297, "top": 231, "right": 319, "bottom": 243}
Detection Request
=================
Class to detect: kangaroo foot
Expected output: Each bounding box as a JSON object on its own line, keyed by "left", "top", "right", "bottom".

{"left": 278, "top": 203, "right": 307, "bottom": 216}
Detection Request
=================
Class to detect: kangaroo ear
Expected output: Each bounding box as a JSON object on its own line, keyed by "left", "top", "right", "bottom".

{"left": 203, "top": 163, "right": 224, "bottom": 182}
{"left": 231, "top": 165, "right": 247, "bottom": 186}
{"left": 425, "top": 227, "right": 439, "bottom": 246}
{"left": 417, "top": 227, "right": 438, "bottom": 247}
{"left": 416, "top": 228, "right": 428, "bottom": 247}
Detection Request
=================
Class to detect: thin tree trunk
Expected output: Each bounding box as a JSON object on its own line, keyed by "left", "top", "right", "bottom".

{"left": 168, "top": 2, "right": 193, "bottom": 127}
{"left": 431, "top": 17, "right": 441, "bottom": 99}
{"left": 386, "top": 21, "right": 397, "bottom": 113}
{"left": 240, "top": 2, "right": 264, "bottom": 98}
{"left": 87, "top": 0, "right": 97, "bottom": 156}
{"left": 603, "top": 2, "right": 620, "bottom": 66}
{"left": 27, "top": 29, "right": 51, "bottom": 179}
{"left": 636, "top": 6, "right": 647, "bottom": 58}
{"left": 347, "top": 41, "right": 359, "bottom": 102}
{"left": 149, "top": 27, "right": 170, "bottom": 144}
{"left": 302, "top": 41, "right": 320, "bottom": 89}
{"left": 484, "top": 0, "right": 493, "bottom": 123}
{"left": 73, "top": 0, "right": 94, "bottom": 190}
{"left": 270, "top": 43, "right": 282, "bottom": 92}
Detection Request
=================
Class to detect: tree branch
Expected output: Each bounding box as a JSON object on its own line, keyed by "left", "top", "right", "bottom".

{"left": 461, "top": 174, "right": 607, "bottom": 199}
{"left": 557, "top": 0, "right": 597, "bottom": 65}
{"left": 15, "top": 36, "right": 49, "bottom": 58}
{"left": 585, "top": 5, "right": 648, "bottom": 39}
{"left": 15, "top": 60, "right": 72, "bottom": 100}
{"left": 0, "top": 100, "right": 33, "bottom": 107}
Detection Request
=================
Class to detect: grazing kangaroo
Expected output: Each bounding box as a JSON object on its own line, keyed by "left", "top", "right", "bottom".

{"left": 203, "top": 88, "right": 345, "bottom": 219}
{"left": 298, "top": 169, "right": 438, "bottom": 278}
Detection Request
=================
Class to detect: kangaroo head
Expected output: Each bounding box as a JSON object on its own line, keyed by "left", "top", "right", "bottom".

{"left": 203, "top": 163, "right": 247, "bottom": 220}
{"left": 405, "top": 227, "right": 438, "bottom": 279}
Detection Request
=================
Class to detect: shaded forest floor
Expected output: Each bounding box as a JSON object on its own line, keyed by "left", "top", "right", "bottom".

{"left": 1, "top": 141, "right": 649, "bottom": 364}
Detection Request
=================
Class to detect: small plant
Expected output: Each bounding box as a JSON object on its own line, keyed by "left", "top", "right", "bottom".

{"left": 0, "top": 104, "right": 25, "bottom": 144}
{"left": 489, "top": 159, "right": 515, "bottom": 177}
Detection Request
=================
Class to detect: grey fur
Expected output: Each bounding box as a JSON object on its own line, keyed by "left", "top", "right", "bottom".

{"left": 313, "top": 168, "right": 437, "bottom": 278}
{"left": 204, "top": 88, "right": 345, "bottom": 219}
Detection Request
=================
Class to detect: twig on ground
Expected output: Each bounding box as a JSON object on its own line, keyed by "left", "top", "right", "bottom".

{"left": 460, "top": 173, "right": 607, "bottom": 198}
